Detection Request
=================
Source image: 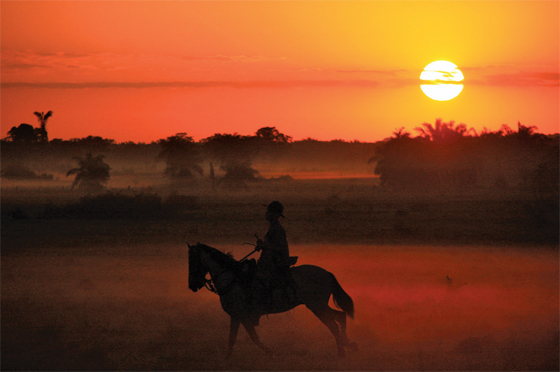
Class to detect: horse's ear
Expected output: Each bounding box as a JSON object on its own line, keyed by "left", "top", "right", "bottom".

{"left": 187, "top": 243, "right": 191, "bottom": 248}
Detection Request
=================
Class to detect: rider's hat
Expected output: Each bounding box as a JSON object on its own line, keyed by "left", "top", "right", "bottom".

{"left": 266, "top": 201, "right": 285, "bottom": 218}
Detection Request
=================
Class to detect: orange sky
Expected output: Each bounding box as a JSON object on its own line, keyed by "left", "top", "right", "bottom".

{"left": 2, "top": 1, "right": 559, "bottom": 143}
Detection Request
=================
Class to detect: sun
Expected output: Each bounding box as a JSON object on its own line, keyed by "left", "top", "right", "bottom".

{"left": 420, "top": 61, "right": 464, "bottom": 101}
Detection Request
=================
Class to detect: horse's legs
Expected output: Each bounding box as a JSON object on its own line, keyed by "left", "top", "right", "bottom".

{"left": 242, "top": 322, "right": 274, "bottom": 357}
{"left": 310, "top": 307, "right": 346, "bottom": 358}
{"left": 333, "top": 308, "right": 349, "bottom": 343}
{"left": 226, "top": 318, "right": 240, "bottom": 359}
{"left": 331, "top": 308, "right": 359, "bottom": 351}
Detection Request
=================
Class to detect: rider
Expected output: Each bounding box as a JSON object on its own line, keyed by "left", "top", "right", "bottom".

{"left": 256, "top": 201, "right": 290, "bottom": 283}
{"left": 249, "top": 201, "right": 291, "bottom": 325}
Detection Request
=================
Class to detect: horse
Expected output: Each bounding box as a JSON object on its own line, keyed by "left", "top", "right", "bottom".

{"left": 188, "top": 242, "right": 358, "bottom": 358}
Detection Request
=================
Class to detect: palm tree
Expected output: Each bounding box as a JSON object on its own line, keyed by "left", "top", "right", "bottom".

{"left": 66, "top": 153, "right": 111, "bottom": 191}
{"left": 516, "top": 122, "right": 538, "bottom": 140}
{"left": 414, "top": 119, "right": 473, "bottom": 142}
{"left": 34, "top": 111, "right": 53, "bottom": 143}
{"left": 392, "top": 127, "right": 411, "bottom": 139}
{"left": 414, "top": 119, "right": 444, "bottom": 141}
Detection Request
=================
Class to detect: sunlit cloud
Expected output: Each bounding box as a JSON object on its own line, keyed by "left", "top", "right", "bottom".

{"left": 181, "top": 55, "right": 280, "bottom": 63}
{"left": 1, "top": 50, "right": 128, "bottom": 72}
{"left": 2, "top": 50, "right": 280, "bottom": 70}
{"left": 462, "top": 65, "right": 559, "bottom": 87}
{"left": 2, "top": 50, "right": 557, "bottom": 89}
{"left": 480, "top": 72, "right": 560, "bottom": 87}
{"left": 1, "top": 80, "right": 379, "bottom": 89}
{"left": 334, "top": 69, "right": 405, "bottom": 76}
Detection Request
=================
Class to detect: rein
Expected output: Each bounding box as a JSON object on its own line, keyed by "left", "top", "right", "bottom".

{"left": 193, "top": 244, "right": 243, "bottom": 296}
{"left": 204, "top": 278, "right": 218, "bottom": 294}
{"left": 203, "top": 268, "right": 237, "bottom": 296}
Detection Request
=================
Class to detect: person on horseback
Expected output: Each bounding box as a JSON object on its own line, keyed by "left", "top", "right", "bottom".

{"left": 256, "top": 201, "right": 290, "bottom": 282}
{"left": 249, "top": 201, "right": 292, "bottom": 325}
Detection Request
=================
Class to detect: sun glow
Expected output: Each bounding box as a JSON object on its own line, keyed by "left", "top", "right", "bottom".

{"left": 420, "top": 61, "right": 464, "bottom": 101}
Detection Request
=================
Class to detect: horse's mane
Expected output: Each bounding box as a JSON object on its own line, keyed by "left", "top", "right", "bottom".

{"left": 197, "top": 243, "right": 239, "bottom": 269}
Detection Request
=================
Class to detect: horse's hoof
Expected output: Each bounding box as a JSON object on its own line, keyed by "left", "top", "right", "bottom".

{"left": 348, "top": 342, "right": 359, "bottom": 351}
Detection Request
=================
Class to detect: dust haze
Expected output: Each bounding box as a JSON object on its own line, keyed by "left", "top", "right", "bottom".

{"left": 2, "top": 243, "right": 557, "bottom": 370}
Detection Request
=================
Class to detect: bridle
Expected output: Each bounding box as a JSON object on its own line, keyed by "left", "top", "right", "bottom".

{"left": 189, "top": 244, "right": 236, "bottom": 296}
{"left": 204, "top": 267, "right": 237, "bottom": 295}
{"left": 204, "top": 277, "right": 219, "bottom": 294}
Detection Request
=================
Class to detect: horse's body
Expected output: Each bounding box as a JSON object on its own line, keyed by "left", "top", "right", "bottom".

{"left": 188, "top": 243, "right": 357, "bottom": 358}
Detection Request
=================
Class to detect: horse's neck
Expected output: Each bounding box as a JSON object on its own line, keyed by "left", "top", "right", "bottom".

{"left": 200, "top": 250, "right": 237, "bottom": 294}
{"left": 200, "top": 252, "right": 223, "bottom": 277}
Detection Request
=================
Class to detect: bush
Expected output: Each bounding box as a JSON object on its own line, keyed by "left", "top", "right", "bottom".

{"left": 1, "top": 164, "right": 53, "bottom": 180}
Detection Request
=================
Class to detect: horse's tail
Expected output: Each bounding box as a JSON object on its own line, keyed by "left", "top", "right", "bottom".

{"left": 330, "top": 273, "right": 355, "bottom": 319}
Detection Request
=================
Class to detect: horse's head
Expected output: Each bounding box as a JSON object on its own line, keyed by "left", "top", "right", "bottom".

{"left": 188, "top": 243, "right": 207, "bottom": 292}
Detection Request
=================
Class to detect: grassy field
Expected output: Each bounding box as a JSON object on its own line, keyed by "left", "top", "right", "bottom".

{"left": 2, "top": 177, "right": 558, "bottom": 370}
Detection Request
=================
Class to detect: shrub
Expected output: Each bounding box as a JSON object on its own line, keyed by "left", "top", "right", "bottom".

{"left": 1, "top": 164, "right": 53, "bottom": 180}
{"left": 43, "top": 192, "right": 165, "bottom": 219}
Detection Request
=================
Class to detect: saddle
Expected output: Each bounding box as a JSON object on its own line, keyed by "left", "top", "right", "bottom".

{"left": 238, "top": 256, "right": 298, "bottom": 282}
{"left": 238, "top": 257, "right": 300, "bottom": 314}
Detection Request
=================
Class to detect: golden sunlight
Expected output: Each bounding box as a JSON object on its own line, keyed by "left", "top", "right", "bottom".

{"left": 420, "top": 60, "right": 464, "bottom": 101}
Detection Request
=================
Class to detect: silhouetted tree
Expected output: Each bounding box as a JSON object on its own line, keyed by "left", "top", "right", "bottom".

{"left": 371, "top": 135, "right": 433, "bottom": 189}
{"left": 70, "top": 136, "right": 115, "bottom": 150}
{"left": 66, "top": 153, "right": 111, "bottom": 191}
{"left": 255, "top": 126, "right": 292, "bottom": 143}
{"left": 373, "top": 119, "right": 482, "bottom": 190}
{"left": 34, "top": 111, "right": 52, "bottom": 142}
{"left": 201, "top": 133, "right": 261, "bottom": 187}
{"left": 157, "top": 133, "right": 203, "bottom": 179}
{"left": 7, "top": 124, "right": 37, "bottom": 143}
{"left": 514, "top": 122, "right": 539, "bottom": 142}
{"left": 392, "top": 127, "right": 411, "bottom": 139}
{"left": 414, "top": 119, "right": 473, "bottom": 142}
{"left": 254, "top": 126, "right": 292, "bottom": 162}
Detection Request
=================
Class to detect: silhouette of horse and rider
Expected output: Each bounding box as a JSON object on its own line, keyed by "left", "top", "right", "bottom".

{"left": 188, "top": 201, "right": 357, "bottom": 358}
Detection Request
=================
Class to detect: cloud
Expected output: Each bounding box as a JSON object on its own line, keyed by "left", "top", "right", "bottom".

{"left": 1, "top": 62, "right": 52, "bottom": 70}
{"left": 1, "top": 80, "right": 379, "bottom": 89}
{"left": 460, "top": 65, "right": 559, "bottom": 87}
{"left": 181, "top": 55, "right": 278, "bottom": 63}
{"left": 469, "top": 72, "right": 559, "bottom": 87}
{"left": 1, "top": 50, "right": 122, "bottom": 72}
{"left": 335, "top": 68, "right": 405, "bottom": 76}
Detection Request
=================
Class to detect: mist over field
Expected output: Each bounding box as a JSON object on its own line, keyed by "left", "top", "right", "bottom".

{"left": 2, "top": 125, "right": 559, "bottom": 371}
{"left": 2, "top": 243, "right": 558, "bottom": 371}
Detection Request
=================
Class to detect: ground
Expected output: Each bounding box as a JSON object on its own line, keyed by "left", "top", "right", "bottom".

{"left": 2, "top": 177, "right": 558, "bottom": 370}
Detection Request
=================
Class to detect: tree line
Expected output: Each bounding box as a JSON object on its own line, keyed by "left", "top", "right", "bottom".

{"left": 2, "top": 117, "right": 377, "bottom": 190}
{"left": 2, "top": 113, "right": 558, "bottom": 197}
{"left": 372, "top": 119, "right": 558, "bottom": 198}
